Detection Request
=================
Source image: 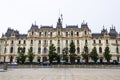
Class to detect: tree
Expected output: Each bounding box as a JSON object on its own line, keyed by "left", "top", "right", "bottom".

{"left": 69, "top": 41, "right": 76, "bottom": 64}
{"left": 81, "top": 44, "right": 89, "bottom": 63}
{"left": 16, "top": 47, "right": 27, "bottom": 64}
{"left": 27, "top": 49, "right": 35, "bottom": 63}
{"left": 103, "top": 46, "right": 112, "bottom": 63}
{"left": 48, "top": 44, "right": 57, "bottom": 64}
{"left": 62, "top": 47, "right": 69, "bottom": 62}
{"left": 90, "top": 47, "right": 99, "bottom": 63}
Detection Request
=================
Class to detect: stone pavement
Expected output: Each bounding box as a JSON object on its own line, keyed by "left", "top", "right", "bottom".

{"left": 0, "top": 68, "right": 120, "bottom": 80}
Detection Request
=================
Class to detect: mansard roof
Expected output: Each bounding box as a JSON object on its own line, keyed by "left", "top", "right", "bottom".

{"left": 66, "top": 25, "right": 78, "bottom": 28}
{"left": 40, "top": 26, "right": 53, "bottom": 29}
{"left": 5, "top": 28, "right": 19, "bottom": 37}
{"left": 30, "top": 24, "right": 39, "bottom": 30}
{"left": 17, "top": 34, "right": 27, "bottom": 39}
{"left": 92, "top": 33, "right": 103, "bottom": 38}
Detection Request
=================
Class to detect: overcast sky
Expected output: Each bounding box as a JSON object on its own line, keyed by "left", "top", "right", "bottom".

{"left": 0, "top": 0, "right": 120, "bottom": 36}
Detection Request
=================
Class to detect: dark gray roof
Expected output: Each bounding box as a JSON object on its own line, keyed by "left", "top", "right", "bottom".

{"left": 40, "top": 26, "right": 53, "bottom": 29}
{"left": 5, "top": 28, "right": 19, "bottom": 37}
{"left": 30, "top": 24, "right": 39, "bottom": 30}
{"left": 92, "top": 33, "right": 103, "bottom": 38}
{"left": 81, "top": 23, "right": 89, "bottom": 30}
{"left": 17, "top": 34, "right": 27, "bottom": 38}
{"left": 66, "top": 25, "right": 78, "bottom": 28}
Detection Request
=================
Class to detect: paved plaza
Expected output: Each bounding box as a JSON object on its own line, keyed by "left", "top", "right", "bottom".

{"left": 0, "top": 68, "right": 120, "bottom": 80}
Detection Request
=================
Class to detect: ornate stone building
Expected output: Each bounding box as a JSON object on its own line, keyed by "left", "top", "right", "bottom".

{"left": 0, "top": 17, "right": 120, "bottom": 63}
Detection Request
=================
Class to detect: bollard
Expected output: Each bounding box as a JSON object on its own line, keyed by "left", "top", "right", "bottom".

{"left": 3, "top": 63, "right": 8, "bottom": 71}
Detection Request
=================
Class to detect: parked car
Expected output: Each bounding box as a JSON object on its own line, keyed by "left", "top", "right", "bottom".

{"left": 8, "top": 62, "right": 18, "bottom": 66}
{"left": 42, "top": 61, "right": 50, "bottom": 65}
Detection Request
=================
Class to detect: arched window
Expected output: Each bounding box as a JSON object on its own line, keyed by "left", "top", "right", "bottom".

{"left": 106, "top": 40, "right": 108, "bottom": 44}
{"left": 50, "top": 40, "right": 52, "bottom": 44}
{"left": 10, "top": 47, "right": 13, "bottom": 53}
{"left": 39, "top": 32, "right": 41, "bottom": 36}
{"left": 39, "top": 40, "right": 41, "bottom": 44}
{"left": 31, "top": 40, "right": 33, "bottom": 44}
{"left": 116, "top": 47, "right": 119, "bottom": 53}
{"left": 71, "top": 31, "right": 73, "bottom": 36}
{"left": 4, "top": 47, "right": 7, "bottom": 53}
{"left": 116, "top": 40, "right": 118, "bottom": 44}
{"left": 11, "top": 40, "right": 14, "bottom": 44}
{"left": 19, "top": 40, "right": 21, "bottom": 44}
{"left": 85, "top": 40, "right": 87, "bottom": 44}
{"left": 99, "top": 40, "right": 101, "bottom": 44}
{"left": 43, "top": 47, "right": 47, "bottom": 53}
{"left": 23, "top": 47, "right": 26, "bottom": 53}
{"left": 77, "top": 32, "right": 79, "bottom": 36}
{"left": 58, "top": 31, "right": 60, "bottom": 35}
{"left": 66, "top": 32, "right": 68, "bottom": 37}
{"left": 30, "top": 47, "right": 33, "bottom": 52}
{"left": 38, "top": 47, "right": 41, "bottom": 54}
{"left": 50, "top": 32, "right": 52, "bottom": 37}
{"left": 66, "top": 40, "right": 68, "bottom": 44}
{"left": 45, "top": 32, "right": 47, "bottom": 36}
{"left": 57, "top": 47, "right": 60, "bottom": 53}
{"left": 85, "top": 31, "right": 87, "bottom": 35}
{"left": 99, "top": 47, "right": 102, "bottom": 53}
{"left": 93, "top": 40, "right": 96, "bottom": 44}
{"left": 77, "top": 40, "right": 79, "bottom": 44}
{"left": 77, "top": 47, "right": 80, "bottom": 54}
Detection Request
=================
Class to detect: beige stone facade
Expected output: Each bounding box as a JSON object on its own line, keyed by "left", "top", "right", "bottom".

{"left": 0, "top": 18, "right": 120, "bottom": 62}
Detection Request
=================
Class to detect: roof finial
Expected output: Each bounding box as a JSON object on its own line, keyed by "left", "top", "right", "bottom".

{"left": 35, "top": 21, "right": 36, "bottom": 25}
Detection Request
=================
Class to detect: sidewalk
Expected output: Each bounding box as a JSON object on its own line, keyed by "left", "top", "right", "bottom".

{"left": 0, "top": 68, "right": 120, "bottom": 80}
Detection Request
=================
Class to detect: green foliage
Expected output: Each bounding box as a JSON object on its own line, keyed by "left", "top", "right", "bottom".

{"left": 16, "top": 47, "right": 27, "bottom": 64}
{"left": 81, "top": 45, "right": 89, "bottom": 63}
{"left": 27, "top": 49, "right": 35, "bottom": 63}
{"left": 104, "top": 46, "right": 112, "bottom": 63}
{"left": 90, "top": 47, "right": 99, "bottom": 63}
{"left": 62, "top": 47, "right": 69, "bottom": 62}
{"left": 69, "top": 41, "right": 76, "bottom": 54}
{"left": 69, "top": 41, "right": 76, "bottom": 64}
{"left": 48, "top": 44, "right": 57, "bottom": 64}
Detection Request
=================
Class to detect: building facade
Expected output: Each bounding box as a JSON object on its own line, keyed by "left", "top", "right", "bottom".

{"left": 0, "top": 18, "right": 120, "bottom": 63}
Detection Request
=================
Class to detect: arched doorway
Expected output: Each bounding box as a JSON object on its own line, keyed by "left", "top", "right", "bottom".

{"left": 10, "top": 56, "right": 13, "bottom": 63}
{"left": 42, "top": 56, "right": 47, "bottom": 62}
